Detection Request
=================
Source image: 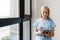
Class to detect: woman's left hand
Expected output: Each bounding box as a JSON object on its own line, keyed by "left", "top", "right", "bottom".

{"left": 42, "top": 32, "right": 50, "bottom": 37}
{"left": 42, "top": 31, "right": 54, "bottom": 37}
{"left": 44, "top": 33, "right": 50, "bottom": 37}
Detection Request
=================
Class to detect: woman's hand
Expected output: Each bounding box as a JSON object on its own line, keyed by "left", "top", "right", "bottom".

{"left": 39, "top": 27, "right": 52, "bottom": 37}
{"left": 42, "top": 30, "right": 54, "bottom": 37}
{"left": 40, "top": 27, "right": 44, "bottom": 32}
{"left": 34, "top": 27, "right": 44, "bottom": 35}
{"left": 42, "top": 33, "right": 50, "bottom": 37}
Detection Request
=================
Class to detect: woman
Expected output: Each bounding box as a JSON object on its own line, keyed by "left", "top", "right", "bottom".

{"left": 33, "top": 6, "right": 56, "bottom": 40}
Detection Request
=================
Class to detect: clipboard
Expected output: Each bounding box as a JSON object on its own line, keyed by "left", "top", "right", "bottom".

{"left": 42, "top": 30, "right": 54, "bottom": 37}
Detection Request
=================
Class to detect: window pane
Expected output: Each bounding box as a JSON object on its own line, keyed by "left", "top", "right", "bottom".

{"left": 23, "top": 21, "right": 30, "bottom": 40}
{"left": 25, "top": 0, "right": 30, "bottom": 15}
{"left": 0, "top": 0, "right": 19, "bottom": 18}
{"left": 0, "top": 23, "right": 19, "bottom": 40}
{"left": 0, "top": 0, "right": 10, "bottom": 18}
{"left": 0, "top": 26, "right": 10, "bottom": 40}
{"left": 10, "top": 23, "right": 19, "bottom": 40}
{"left": 10, "top": 0, "right": 19, "bottom": 18}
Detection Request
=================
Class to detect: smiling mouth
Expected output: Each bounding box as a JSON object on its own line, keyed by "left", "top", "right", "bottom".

{"left": 44, "top": 15, "right": 47, "bottom": 17}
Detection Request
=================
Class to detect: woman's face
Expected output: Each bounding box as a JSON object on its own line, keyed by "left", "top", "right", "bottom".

{"left": 41, "top": 8, "right": 49, "bottom": 19}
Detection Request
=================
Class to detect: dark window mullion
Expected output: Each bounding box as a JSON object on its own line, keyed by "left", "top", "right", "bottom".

{"left": 20, "top": 0, "right": 24, "bottom": 40}
{"left": 30, "top": 0, "right": 32, "bottom": 40}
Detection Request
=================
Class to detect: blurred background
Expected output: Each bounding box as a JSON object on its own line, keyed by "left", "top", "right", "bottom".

{"left": 0, "top": 0, "right": 60, "bottom": 40}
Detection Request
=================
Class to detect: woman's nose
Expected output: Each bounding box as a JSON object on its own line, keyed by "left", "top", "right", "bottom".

{"left": 44, "top": 13, "right": 47, "bottom": 16}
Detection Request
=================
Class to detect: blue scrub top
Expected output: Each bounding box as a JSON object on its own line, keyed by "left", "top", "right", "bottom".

{"left": 33, "top": 18, "right": 56, "bottom": 40}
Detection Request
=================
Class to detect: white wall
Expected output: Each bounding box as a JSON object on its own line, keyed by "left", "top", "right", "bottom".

{"left": 32, "top": 0, "right": 38, "bottom": 40}
{"left": 32, "top": 0, "right": 60, "bottom": 40}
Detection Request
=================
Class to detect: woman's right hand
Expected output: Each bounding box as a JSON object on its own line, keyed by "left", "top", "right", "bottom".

{"left": 38, "top": 27, "right": 44, "bottom": 34}
{"left": 34, "top": 27, "right": 44, "bottom": 35}
{"left": 40, "top": 27, "right": 44, "bottom": 32}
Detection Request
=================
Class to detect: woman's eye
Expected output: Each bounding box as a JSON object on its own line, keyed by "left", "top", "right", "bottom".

{"left": 43, "top": 12, "right": 48, "bottom": 14}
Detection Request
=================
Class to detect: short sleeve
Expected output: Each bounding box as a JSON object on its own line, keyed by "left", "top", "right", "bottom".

{"left": 33, "top": 19, "right": 39, "bottom": 28}
{"left": 50, "top": 19, "right": 56, "bottom": 28}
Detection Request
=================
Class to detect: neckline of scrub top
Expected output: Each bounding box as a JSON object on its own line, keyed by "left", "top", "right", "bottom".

{"left": 40, "top": 18, "right": 48, "bottom": 23}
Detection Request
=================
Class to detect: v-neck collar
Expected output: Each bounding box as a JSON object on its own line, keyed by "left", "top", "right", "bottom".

{"left": 40, "top": 18, "right": 47, "bottom": 23}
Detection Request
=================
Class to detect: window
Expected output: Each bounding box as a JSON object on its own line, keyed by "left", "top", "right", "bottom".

{"left": 0, "top": 0, "right": 32, "bottom": 40}
{"left": 0, "top": 0, "right": 19, "bottom": 40}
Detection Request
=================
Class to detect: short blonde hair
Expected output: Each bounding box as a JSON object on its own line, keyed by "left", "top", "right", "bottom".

{"left": 40, "top": 6, "right": 50, "bottom": 18}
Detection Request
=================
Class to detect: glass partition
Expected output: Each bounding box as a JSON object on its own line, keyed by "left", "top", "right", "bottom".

{"left": 0, "top": 0, "right": 19, "bottom": 40}
{"left": 0, "top": 0, "right": 19, "bottom": 18}
{"left": 0, "top": 23, "right": 19, "bottom": 40}
{"left": 25, "top": 0, "right": 30, "bottom": 15}
{"left": 10, "top": 23, "right": 19, "bottom": 40}
{"left": 23, "top": 21, "right": 30, "bottom": 40}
